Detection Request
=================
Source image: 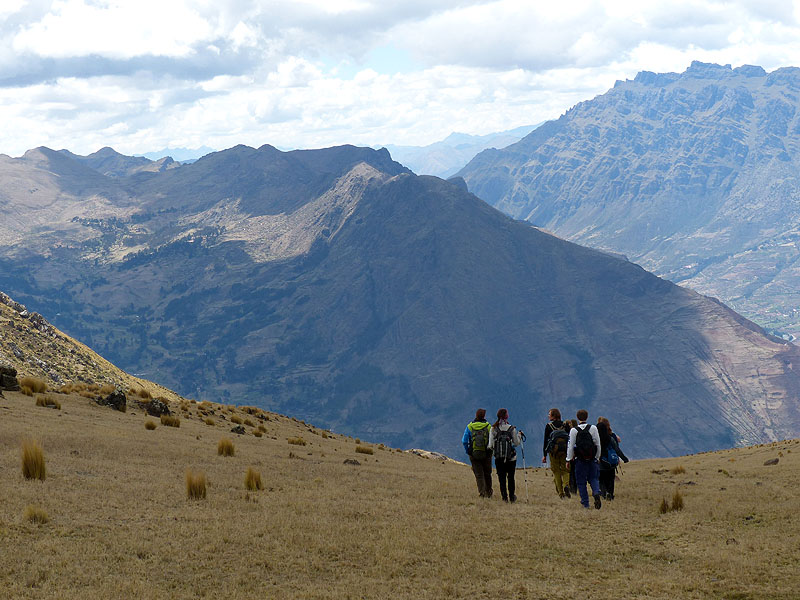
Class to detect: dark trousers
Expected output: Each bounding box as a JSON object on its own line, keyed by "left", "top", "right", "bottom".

{"left": 495, "top": 458, "right": 516, "bottom": 501}
{"left": 599, "top": 467, "right": 616, "bottom": 498}
{"left": 574, "top": 459, "right": 601, "bottom": 508}
{"left": 469, "top": 455, "right": 493, "bottom": 497}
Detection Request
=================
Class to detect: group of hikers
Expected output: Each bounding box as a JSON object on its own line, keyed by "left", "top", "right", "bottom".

{"left": 462, "top": 407, "right": 629, "bottom": 509}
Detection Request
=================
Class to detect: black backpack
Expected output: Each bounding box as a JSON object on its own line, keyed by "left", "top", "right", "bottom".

{"left": 493, "top": 427, "right": 516, "bottom": 460}
{"left": 546, "top": 425, "right": 569, "bottom": 459}
{"left": 574, "top": 424, "right": 597, "bottom": 461}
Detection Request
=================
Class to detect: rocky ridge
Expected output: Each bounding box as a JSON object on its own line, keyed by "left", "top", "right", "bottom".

{"left": 458, "top": 61, "right": 800, "bottom": 339}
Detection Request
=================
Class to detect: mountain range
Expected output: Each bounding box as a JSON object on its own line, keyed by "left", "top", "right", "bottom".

{"left": 458, "top": 61, "right": 800, "bottom": 340}
{"left": 381, "top": 125, "right": 539, "bottom": 178}
{"left": 2, "top": 142, "right": 800, "bottom": 457}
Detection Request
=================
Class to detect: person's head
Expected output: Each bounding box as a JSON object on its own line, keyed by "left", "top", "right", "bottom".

{"left": 576, "top": 409, "right": 588, "bottom": 422}
{"left": 493, "top": 408, "right": 509, "bottom": 428}
{"left": 549, "top": 408, "right": 561, "bottom": 421}
{"left": 475, "top": 408, "right": 486, "bottom": 421}
{"left": 596, "top": 421, "right": 609, "bottom": 439}
{"left": 568, "top": 419, "right": 578, "bottom": 429}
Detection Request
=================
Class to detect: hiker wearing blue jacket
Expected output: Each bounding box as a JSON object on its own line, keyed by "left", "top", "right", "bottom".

{"left": 566, "top": 409, "right": 603, "bottom": 509}
{"left": 462, "top": 408, "right": 493, "bottom": 498}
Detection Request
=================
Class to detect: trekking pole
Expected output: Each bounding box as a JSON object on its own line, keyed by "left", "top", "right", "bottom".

{"left": 520, "top": 432, "right": 529, "bottom": 503}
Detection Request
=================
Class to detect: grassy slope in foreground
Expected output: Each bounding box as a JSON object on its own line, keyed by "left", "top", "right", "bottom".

{"left": 1, "top": 389, "right": 798, "bottom": 600}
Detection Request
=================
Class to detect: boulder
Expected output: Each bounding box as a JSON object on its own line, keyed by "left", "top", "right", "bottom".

{"left": 96, "top": 389, "right": 127, "bottom": 412}
{"left": 763, "top": 458, "right": 779, "bottom": 466}
{"left": 230, "top": 425, "right": 246, "bottom": 435}
{"left": 0, "top": 363, "right": 20, "bottom": 391}
{"left": 343, "top": 459, "right": 361, "bottom": 466}
{"left": 144, "top": 398, "right": 171, "bottom": 417}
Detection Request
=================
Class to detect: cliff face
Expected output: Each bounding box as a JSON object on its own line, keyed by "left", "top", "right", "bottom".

{"left": 458, "top": 62, "right": 800, "bottom": 339}
{"left": 2, "top": 143, "right": 800, "bottom": 458}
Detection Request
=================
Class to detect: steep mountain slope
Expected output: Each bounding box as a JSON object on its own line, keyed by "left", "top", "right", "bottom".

{"left": 58, "top": 147, "right": 179, "bottom": 177}
{"left": 458, "top": 62, "right": 800, "bottom": 339}
{"left": 382, "top": 125, "right": 539, "bottom": 178}
{"left": 1, "top": 143, "right": 799, "bottom": 458}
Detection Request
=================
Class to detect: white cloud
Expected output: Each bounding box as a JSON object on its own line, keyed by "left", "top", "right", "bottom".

{"left": 1, "top": 0, "right": 800, "bottom": 157}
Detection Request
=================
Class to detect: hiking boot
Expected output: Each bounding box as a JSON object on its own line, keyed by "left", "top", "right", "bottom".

{"left": 502, "top": 495, "right": 509, "bottom": 502}
{"left": 509, "top": 495, "right": 517, "bottom": 503}
{"left": 563, "top": 486, "right": 571, "bottom": 498}
{"left": 593, "top": 494, "right": 602, "bottom": 510}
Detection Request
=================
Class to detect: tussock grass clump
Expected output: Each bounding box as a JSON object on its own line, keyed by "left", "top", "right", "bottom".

{"left": 160, "top": 414, "right": 181, "bottom": 427}
{"left": 24, "top": 505, "right": 49, "bottom": 525}
{"left": 356, "top": 445, "right": 374, "bottom": 455}
{"left": 355, "top": 438, "right": 361, "bottom": 444}
{"left": 204, "top": 417, "right": 215, "bottom": 426}
{"left": 244, "top": 418, "right": 255, "bottom": 427}
{"left": 671, "top": 489, "right": 685, "bottom": 511}
{"left": 144, "top": 420, "right": 157, "bottom": 430}
{"left": 253, "top": 431, "right": 263, "bottom": 438}
{"left": 35, "top": 395, "right": 61, "bottom": 409}
{"left": 20, "top": 376, "right": 47, "bottom": 394}
{"left": 288, "top": 437, "right": 306, "bottom": 446}
{"left": 20, "top": 385, "right": 33, "bottom": 396}
{"left": 100, "top": 383, "right": 116, "bottom": 395}
{"left": 244, "top": 467, "right": 263, "bottom": 491}
{"left": 218, "top": 438, "right": 235, "bottom": 457}
{"left": 257, "top": 424, "right": 267, "bottom": 433}
{"left": 21, "top": 439, "right": 46, "bottom": 481}
{"left": 659, "top": 497, "right": 670, "bottom": 514}
{"left": 230, "top": 415, "right": 243, "bottom": 425}
{"left": 185, "top": 470, "right": 207, "bottom": 500}
{"left": 321, "top": 431, "right": 329, "bottom": 439}
{"left": 670, "top": 465, "right": 686, "bottom": 475}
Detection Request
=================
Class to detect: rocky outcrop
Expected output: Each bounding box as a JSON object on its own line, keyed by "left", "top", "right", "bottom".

{"left": 96, "top": 390, "right": 126, "bottom": 412}
{"left": 0, "top": 363, "right": 19, "bottom": 391}
{"left": 458, "top": 61, "right": 800, "bottom": 339}
{"left": 142, "top": 397, "right": 170, "bottom": 417}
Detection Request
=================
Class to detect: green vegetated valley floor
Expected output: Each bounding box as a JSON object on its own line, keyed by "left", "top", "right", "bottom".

{"left": 1, "top": 389, "right": 798, "bottom": 600}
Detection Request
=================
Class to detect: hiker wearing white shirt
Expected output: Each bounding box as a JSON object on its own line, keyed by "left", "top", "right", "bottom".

{"left": 565, "top": 409, "right": 602, "bottom": 509}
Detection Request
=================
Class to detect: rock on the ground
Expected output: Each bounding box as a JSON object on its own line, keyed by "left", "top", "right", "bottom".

{"left": 97, "top": 389, "right": 127, "bottom": 412}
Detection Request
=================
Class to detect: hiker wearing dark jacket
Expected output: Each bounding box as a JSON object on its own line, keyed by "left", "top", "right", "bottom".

{"left": 462, "top": 408, "right": 493, "bottom": 498}
{"left": 597, "top": 417, "right": 629, "bottom": 499}
{"left": 542, "top": 408, "right": 571, "bottom": 498}
{"left": 488, "top": 408, "right": 521, "bottom": 502}
{"left": 566, "top": 409, "right": 602, "bottom": 509}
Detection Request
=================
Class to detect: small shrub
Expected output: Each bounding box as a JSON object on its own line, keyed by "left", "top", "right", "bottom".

{"left": 218, "top": 438, "right": 235, "bottom": 457}
{"left": 659, "top": 498, "right": 670, "bottom": 514}
{"left": 204, "top": 417, "right": 215, "bottom": 426}
{"left": 138, "top": 388, "right": 152, "bottom": 399}
{"left": 244, "top": 418, "right": 255, "bottom": 427}
{"left": 20, "top": 377, "right": 47, "bottom": 394}
{"left": 24, "top": 505, "right": 49, "bottom": 524}
{"left": 288, "top": 437, "right": 306, "bottom": 446}
{"left": 20, "top": 385, "right": 33, "bottom": 397}
{"left": 355, "top": 438, "right": 361, "bottom": 444}
{"left": 160, "top": 414, "right": 180, "bottom": 428}
{"left": 321, "top": 431, "right": 329, "bottom": 439}
{"left": 671, "top": 489, "right": 684, "bottom": 511}
{"left": 253, "top": 431, "right": 263, "bottom": 438}
{"left": 231, "top": 415, "right": 243, "bottom": 425}
{"left": 21, "top": 439, "right": 46, "bottom": 481}
{"left": 35, "top": 395, "right": 61, "bottom": 409}
{"left": 356, "top": 445, "right": 374, "bottom": 455}
{"left": 257, "top": 425, "right": 267, "bottom": 433}
{"left": 87, "top": 383, "right": 100, "bottom": 392}
{"left": 144, "top": 420, "right": 157, "bottom": 430}
{"left": 670, "top": 465, "right": 686, "bottom": 475}
{"left": 99, "top": 383, "right": 116, "bottom": 395}
{"left": 244, "top": 467, "right": 263, "bottom": 491}
{"left": 186, "top": 470, "right": 207, "bottom": 500}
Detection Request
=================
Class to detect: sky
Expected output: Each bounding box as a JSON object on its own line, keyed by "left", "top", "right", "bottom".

{"left": 2, "top": 0, "right": 800, "bottom": 157}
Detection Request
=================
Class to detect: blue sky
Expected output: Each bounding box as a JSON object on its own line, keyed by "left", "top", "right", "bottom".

{"left": 1, "top": 0, "right": 800, "bottom": 157}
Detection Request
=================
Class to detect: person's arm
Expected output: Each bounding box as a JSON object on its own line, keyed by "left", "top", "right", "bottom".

{"left": 613, "top": 435, "right": 629, "bottom": 462}
{"left": 542, "top": 423, "right": 552, "bottom": 461}
{"left": 488, "top": 426, "right": 496, "bottom": 450}
{"left": 591, "top": 425, "right": 602, "bottom": 461}
{"left": 462, "top": 426, "right": 471, "bottom": 455}
{"left": 566, "top": 427, "right": 577, "bottom": 462}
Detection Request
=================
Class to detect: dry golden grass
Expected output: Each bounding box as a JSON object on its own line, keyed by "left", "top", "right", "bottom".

{"left": 287, "top": 437, "right": 306, "bottom": 446}
{"left": 230, "top": 415, "right": 243, "bottom": 425}
{"left": 244, "top": 418, "right": 255, "bottom": 428}
{"left": 19, "top": 376, "right": 47, "bottom": 394}
{"left": 355, "top": 445, "right": 374, "bottom": 455}
{"left": 670, "top": 465, "right": 686, "bottom": 475}
{"left": 35, "top": 395, "right": 61, "bottom": 410}
{"left": 204, "top": 417, "right": 215, "bottom": 426}
{"left": 244, "top": 467, "right": 263, "bottom": 491}
{"left": 144, "top": 420, "right": 157, "bottom": 430}
{"left": 24, "top": 505, "right": 49, "bottom": 525}
{"left": 160, "top": 414, "right": 180, "bottom": 428}
{"left": 217, "top": 438, "right": 235, "bottom": 457}
{"left": 21, "top": 439, "right": 46, "bottom": 480}
{"left": 185, "top": 470, "right": 207, "bottom": 500}
{"left": 257, "top": 424, "right": 267, "bottom": 433}
{"left": 2, "top": 388, "right": 800, "bottom": 599}
{"left": 100, "top": 383, "right": 116, "bottom": 395}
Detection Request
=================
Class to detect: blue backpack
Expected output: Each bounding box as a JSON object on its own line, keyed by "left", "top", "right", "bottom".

{"left": 605, "top": 445, "right": 619, "bottom": 467}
